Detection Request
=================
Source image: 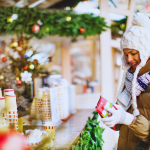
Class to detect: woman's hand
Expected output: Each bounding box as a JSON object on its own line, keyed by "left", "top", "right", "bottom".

{"left": 101, "top": 104, "right": 134, "bottom": 127}
{"left": 107, "top": 112, "right": 112, "bottom": 117}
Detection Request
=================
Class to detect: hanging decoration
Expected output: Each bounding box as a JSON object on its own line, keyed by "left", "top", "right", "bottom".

{"left": 0, "top": 6, "right": 108, "bottom": 41}
{"left": 66, "top": 16, "right": 71, "bottom": 22}
{"left": 24, "top": 66, "right": 28, "bottom": 70}
{"left": 32, "top": 25, "right": 40, "bottom": 33}
{"left": 79, "top": 28, "right": 85, "bottom": 33}
{"left": 37, "top": 20, "right": 43, "bottom": 26}
{"left": 21, "top": 71, "right": 32, "bottom": 83}
{"left": 0, "top": 75, "right": 4, "bottom": 79}
{"left": 18, "top": 42, "right": 22, "bottom": 46}
{"left": 2, "top": 57, "right": 7, "bottom": 62}
{"left": 29, "top": 64, "right": 34, "bottom": 70}
{"left": 34, "top": 59, "right": 38, "bottom": 63}
{"left": 16, "top": 80, "right": 22, "bottom": 85}
{"left": 7, "top": 17, "right": 13, "bottom": 23}
{"left": 111, "top": 18, "right": 126, "bottom": 38}
{"left": 11, "top": 14, "right": 18, "bottom": 20}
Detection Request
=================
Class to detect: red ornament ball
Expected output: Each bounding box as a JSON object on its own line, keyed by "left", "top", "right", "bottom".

{"left": 16, "top": 80, "right": 22, "bottom": 85}
{"left": 18, "top": 42, "right": 22, "bottom": 46}
{"left": 80, "top": 28, "right": 85, "bottom": 33}
{"left": 0, "top": 130, "right": 28, "bottom": 150}
{"left": 34, "top": 59, "right": 38, "bottom": 63}
{"left": 2, "top": 57, "right": 7, "bottom": 62}
{"left": 32, "top": 25, "right": 40, "bottom": 33}
{"left": 24, "top": 66, "right": 28, "bottom": 70}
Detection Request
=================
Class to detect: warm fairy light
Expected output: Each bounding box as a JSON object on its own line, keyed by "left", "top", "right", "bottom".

{"left": 29, "top": 64, "right": 34, "bottom": 70}
{"left": 7, "top": 17, "right": 13, "bottom": 23}
{"left": 13, "top": 42, "right": 18, "bottom": 47}
{"left": 0, "top": 75, "right": 4, "bottom": 79}
{"left": 66, "top": 16, "right": 71, "bottom": 22}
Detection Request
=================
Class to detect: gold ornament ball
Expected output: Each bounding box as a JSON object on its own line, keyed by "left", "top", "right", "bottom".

{"left": 9, "top": 60, "right": 13, "bottom": 64}
{"left": 0, "top": 75, "right": 4, "bottom": 80}
{"left": 120, "top": 24, "right": 125, "bottom": 30}
{"left": 16, "top": 77, "right": 19, "bottom": 81}
{"left": 46, "top": 27, "right": 50, "bottom": 32}
{"left": 13, "top": 42, "right": 18, "bottom": 47}
{"left": 7, "top": 17, "right": 13, "bottom": 23}
{"left": 29, "top": 64, "right": 34, "bottom": 69}
{"left": 66, "top": 16, "right": 71, "bottom": 22}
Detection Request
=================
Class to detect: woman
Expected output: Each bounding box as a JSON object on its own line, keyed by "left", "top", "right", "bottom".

{"left": 101, "top": 15, "right": 150, "bottom": 150}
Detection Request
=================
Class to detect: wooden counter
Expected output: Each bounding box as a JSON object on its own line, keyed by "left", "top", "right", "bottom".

{"left": 55, "top": 109, "right": 94, "bottom": 150}
{"left": 23, "top": 109, "right": 94, "bottom": 150}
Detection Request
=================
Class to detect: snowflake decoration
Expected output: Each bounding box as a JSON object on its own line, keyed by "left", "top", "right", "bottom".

{"left": 21, "top": 71, "right": 32, "bottom": 83}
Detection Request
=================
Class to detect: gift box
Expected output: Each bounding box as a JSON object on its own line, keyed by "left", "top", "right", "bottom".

{"left": 96, "top": 96, "right": 117, "bottom": 118}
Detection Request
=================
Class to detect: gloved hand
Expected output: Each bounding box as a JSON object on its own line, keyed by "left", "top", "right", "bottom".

{"left": 101, "top": 104, "right": 134, "bottom": 127}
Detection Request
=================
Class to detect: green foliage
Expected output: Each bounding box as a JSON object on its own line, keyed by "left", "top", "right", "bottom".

{"left": 0, "top": 6, "right": 108, "bottom": 41}
{"left": 72, "top": 111, "right": 104, "bottom": 150}
{"left": 111, "top": 18, "right": 127, "bottom": 38}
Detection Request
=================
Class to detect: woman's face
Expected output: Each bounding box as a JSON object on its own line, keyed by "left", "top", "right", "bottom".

{"left": 123, "top": 48, "right": 141, "bottom": 69}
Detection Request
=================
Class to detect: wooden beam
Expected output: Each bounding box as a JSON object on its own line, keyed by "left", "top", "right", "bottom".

{"left": 110, "top": 39, "right": 121, "bottom": 48}
{"left": 100, "top": 0, "right": 114, "bottom": 101}
{"left": 61, "top": 38, "right": 71, "bottom": 83}
{"left": 37, "top": 0, "right": 63, "bottom": 8}
{"left": 109, "top": 7, "right": 130, "bottom": 16}
{"left": 126, "top": 0, "right": 136, "bottom": 30}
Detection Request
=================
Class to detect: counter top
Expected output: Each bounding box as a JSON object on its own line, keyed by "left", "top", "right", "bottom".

{"left": 55, "top": 109, "right": 94, "bottom": 150}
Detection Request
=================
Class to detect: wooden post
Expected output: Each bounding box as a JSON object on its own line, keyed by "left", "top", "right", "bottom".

{"left": 91, "top": 42, "right": 96, "bottom": 81}
{"left": 99, "top": 0, "right": 114, "bottom": 101}
{"left": 126, "top": 0, "right": 136, "bottom": 30}
{"left": 61, "top": 38, "right": 71, "bottom": 83}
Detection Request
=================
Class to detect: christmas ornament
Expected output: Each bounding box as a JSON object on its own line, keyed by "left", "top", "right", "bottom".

{"left": 11, "top": 41, "right": 18, "bottom": 47}
{"left": 120, "top": 24, "right": 125, "bottom": 30}
{"left": 7, "top": 17, "right": 13, "bottom": 23}
{"left": 16, "top": 46, "right": 22, "bottom": 51}
{"left": 11, "top": 14, "right": 18, "bottom": 20}
{"left": 37, "top": 20, "right": 43, "bottom": 26}
{"left": 0, "top": 130, "right": 28, "bottom": 150}
{"left": 2, "top": 57, "right": 7, "bottom": 62}
{"left": 34, "top": 59, "right": 38, "bottom": 63}
{"left": 0, "top": 75, "right": 4, "bottom": 79}
{"left": 79, "top": 28, "right": 85, "bottom": 33}
{"left": 24, "top": 66, "right": 28, "bottom": 70}
{"left": 16, "top": 80, "right": 22, "bottom": 85}
{"left": 21, "top": 71, "right": 32, "bottom": 83}
{"left": 66, "top": 16, "right": 71, "bottom": 22}
{"left": 29, "top": 64, "right": 34, "bottom": 70}
{"left": 45, "top": 27, "right": 50, "bottom": 32}
{"left": 16, "top": 77, "right": 19, "bottom": 81}
{"left": 24, "top": 55, "right": 28, "bottom": 58}
{"left": 18, "top": 42, "right": 22, "bottom": 46}
{"left": 9, "top": 60, "right": 12, "bottom": 64}
{"left": 32, "top": 25, "right": 40, "bottom": 33}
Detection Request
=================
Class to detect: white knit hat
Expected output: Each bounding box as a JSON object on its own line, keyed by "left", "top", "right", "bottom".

{"left": 118, "top": 14, "right": 150, "bottom": 116}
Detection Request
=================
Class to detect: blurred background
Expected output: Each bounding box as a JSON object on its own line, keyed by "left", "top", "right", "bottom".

{"left": 0, "top": 0, "right": 150, "bottom": 150}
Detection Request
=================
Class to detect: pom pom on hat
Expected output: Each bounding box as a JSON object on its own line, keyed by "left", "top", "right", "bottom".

{"left": 132, "top": 15, "right": 150, "bottom": 29}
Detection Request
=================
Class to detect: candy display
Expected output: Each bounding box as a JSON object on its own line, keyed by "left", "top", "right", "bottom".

{"left": 0, "top": 89, "right": 18, "bottom": 130}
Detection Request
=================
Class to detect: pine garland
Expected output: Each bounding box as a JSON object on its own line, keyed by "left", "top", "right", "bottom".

{"left": 0, "top": 7, "right": 108, "bottom": 41}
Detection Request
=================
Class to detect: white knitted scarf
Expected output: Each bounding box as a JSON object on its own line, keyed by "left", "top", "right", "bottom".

{"left": 117, "top": 71, "right": 134, "bottom": 111}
